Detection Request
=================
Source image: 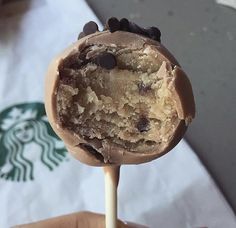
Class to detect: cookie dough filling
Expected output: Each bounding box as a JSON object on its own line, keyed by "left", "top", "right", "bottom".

{"left": 56, "top": 43, "right": 180, "bottom": 154}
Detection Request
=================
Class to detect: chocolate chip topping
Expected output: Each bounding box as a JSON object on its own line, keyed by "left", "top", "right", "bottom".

{"left": 120, "top": 18, "right": 129, "bottom": 31}
{"left": 79, "top": 18, "right": 161, "bottom": 42}
{"left": 147, "top": 27, "right": 161, "bottom": 42}
{"left": 104, "top": 17, "right": 161, "bottom": 42}
{"left": 106, "top": 17, "right": 120, "bottom": 33}
{"left": 78, "top": 32, "right": 85, "bottom": 39}
{"left": 83, "top": 21, "right": 99, "bottom": 35}
{"left": 93, "top": 52, "right": 117, "bottom": 70}
{"left": 137, "top": 117, "right": 150, "bottom": 132}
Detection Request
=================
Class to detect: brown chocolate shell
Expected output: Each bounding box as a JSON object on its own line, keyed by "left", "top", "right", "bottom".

{"left": 45, "top": 31, "right": 195, "bottom": 166}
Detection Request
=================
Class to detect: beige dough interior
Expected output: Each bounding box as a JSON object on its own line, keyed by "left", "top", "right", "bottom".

{"left": 56, "top": 44, "right": 179, "bottom": 153}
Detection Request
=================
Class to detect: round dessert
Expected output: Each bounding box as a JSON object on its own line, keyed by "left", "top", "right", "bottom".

{"left": 45, "top": 19, "right": 195, "bottom": 166}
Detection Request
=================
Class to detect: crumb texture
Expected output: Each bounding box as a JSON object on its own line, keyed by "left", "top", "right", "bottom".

{"left": 56, "top": 44, "right": 179, "bottom": 156}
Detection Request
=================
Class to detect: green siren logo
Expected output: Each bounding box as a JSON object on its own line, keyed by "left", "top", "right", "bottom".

{"left": 0, "top": 102, "right": 67, "bottom": 182}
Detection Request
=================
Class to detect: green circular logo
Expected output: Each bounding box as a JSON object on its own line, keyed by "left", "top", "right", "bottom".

{"left": 0, "top": 102, "right": 67, "bottom": 182}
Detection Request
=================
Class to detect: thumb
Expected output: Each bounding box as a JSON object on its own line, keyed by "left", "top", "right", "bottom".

{"left": 13, "top": 211, "right": 103, "bottom": 228}
{"left": 12, "top": 211, "right": 147, "bottom": 228}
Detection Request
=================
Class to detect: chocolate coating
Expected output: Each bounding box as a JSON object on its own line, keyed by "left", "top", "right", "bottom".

{"left": 45, "top": 31, "right": 195, "bottom": 166}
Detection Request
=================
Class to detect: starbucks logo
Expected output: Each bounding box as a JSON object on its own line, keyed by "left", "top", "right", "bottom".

{"left": 0, "top": 102, "right": 67, "bottom": 182}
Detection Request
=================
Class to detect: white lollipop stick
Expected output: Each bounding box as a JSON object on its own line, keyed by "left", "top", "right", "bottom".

{"left": 104, "top": 166, "right": 120, "bottom": 228}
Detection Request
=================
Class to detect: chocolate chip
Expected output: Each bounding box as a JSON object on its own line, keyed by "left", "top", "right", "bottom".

{"left": 137, "top": 117, "right": 150, "bottom": 132}
{"left": 146, "top": 27, "right": 161, "bottom": 42}
{"left": 83, "top": 21, "right": 98, "bottom": 35}
{"left": 78, "top": 32, "right": 85, "bottom": 39}
{"left": 79, "top": 143, "right": 104, "bottom": 162}
{"left": 120, "top": 18, "right": 130, "bottom": 31}
{"left": 94, "top": 52, "right": 117, "bottom": 70}
{"left": 138, "top": 82, "right": 152, "bottom": 95}
{"left": 106, "top": 17, "right": 120, "bottom": 33}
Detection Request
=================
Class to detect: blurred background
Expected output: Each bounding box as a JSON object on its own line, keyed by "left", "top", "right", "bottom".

{"left": 0, "top": 0, "right": 235, "bottom": 224}
{"left": 86, "top": 0, "right": 236, "bottom": 212}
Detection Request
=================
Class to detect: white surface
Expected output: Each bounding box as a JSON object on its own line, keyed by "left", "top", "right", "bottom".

{"left": 0, "top": 0, "right": 236, "bottom": 228}
{"left": 216, "top": 0, "right": 236, "bottom": 9}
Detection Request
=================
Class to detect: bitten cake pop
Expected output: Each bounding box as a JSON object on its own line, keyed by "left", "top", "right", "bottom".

{"left": 44, "top": 18, "right": 195, "bottom": 228}
{"left": 45, "top": 18, "right": 195, "bottom": 166}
